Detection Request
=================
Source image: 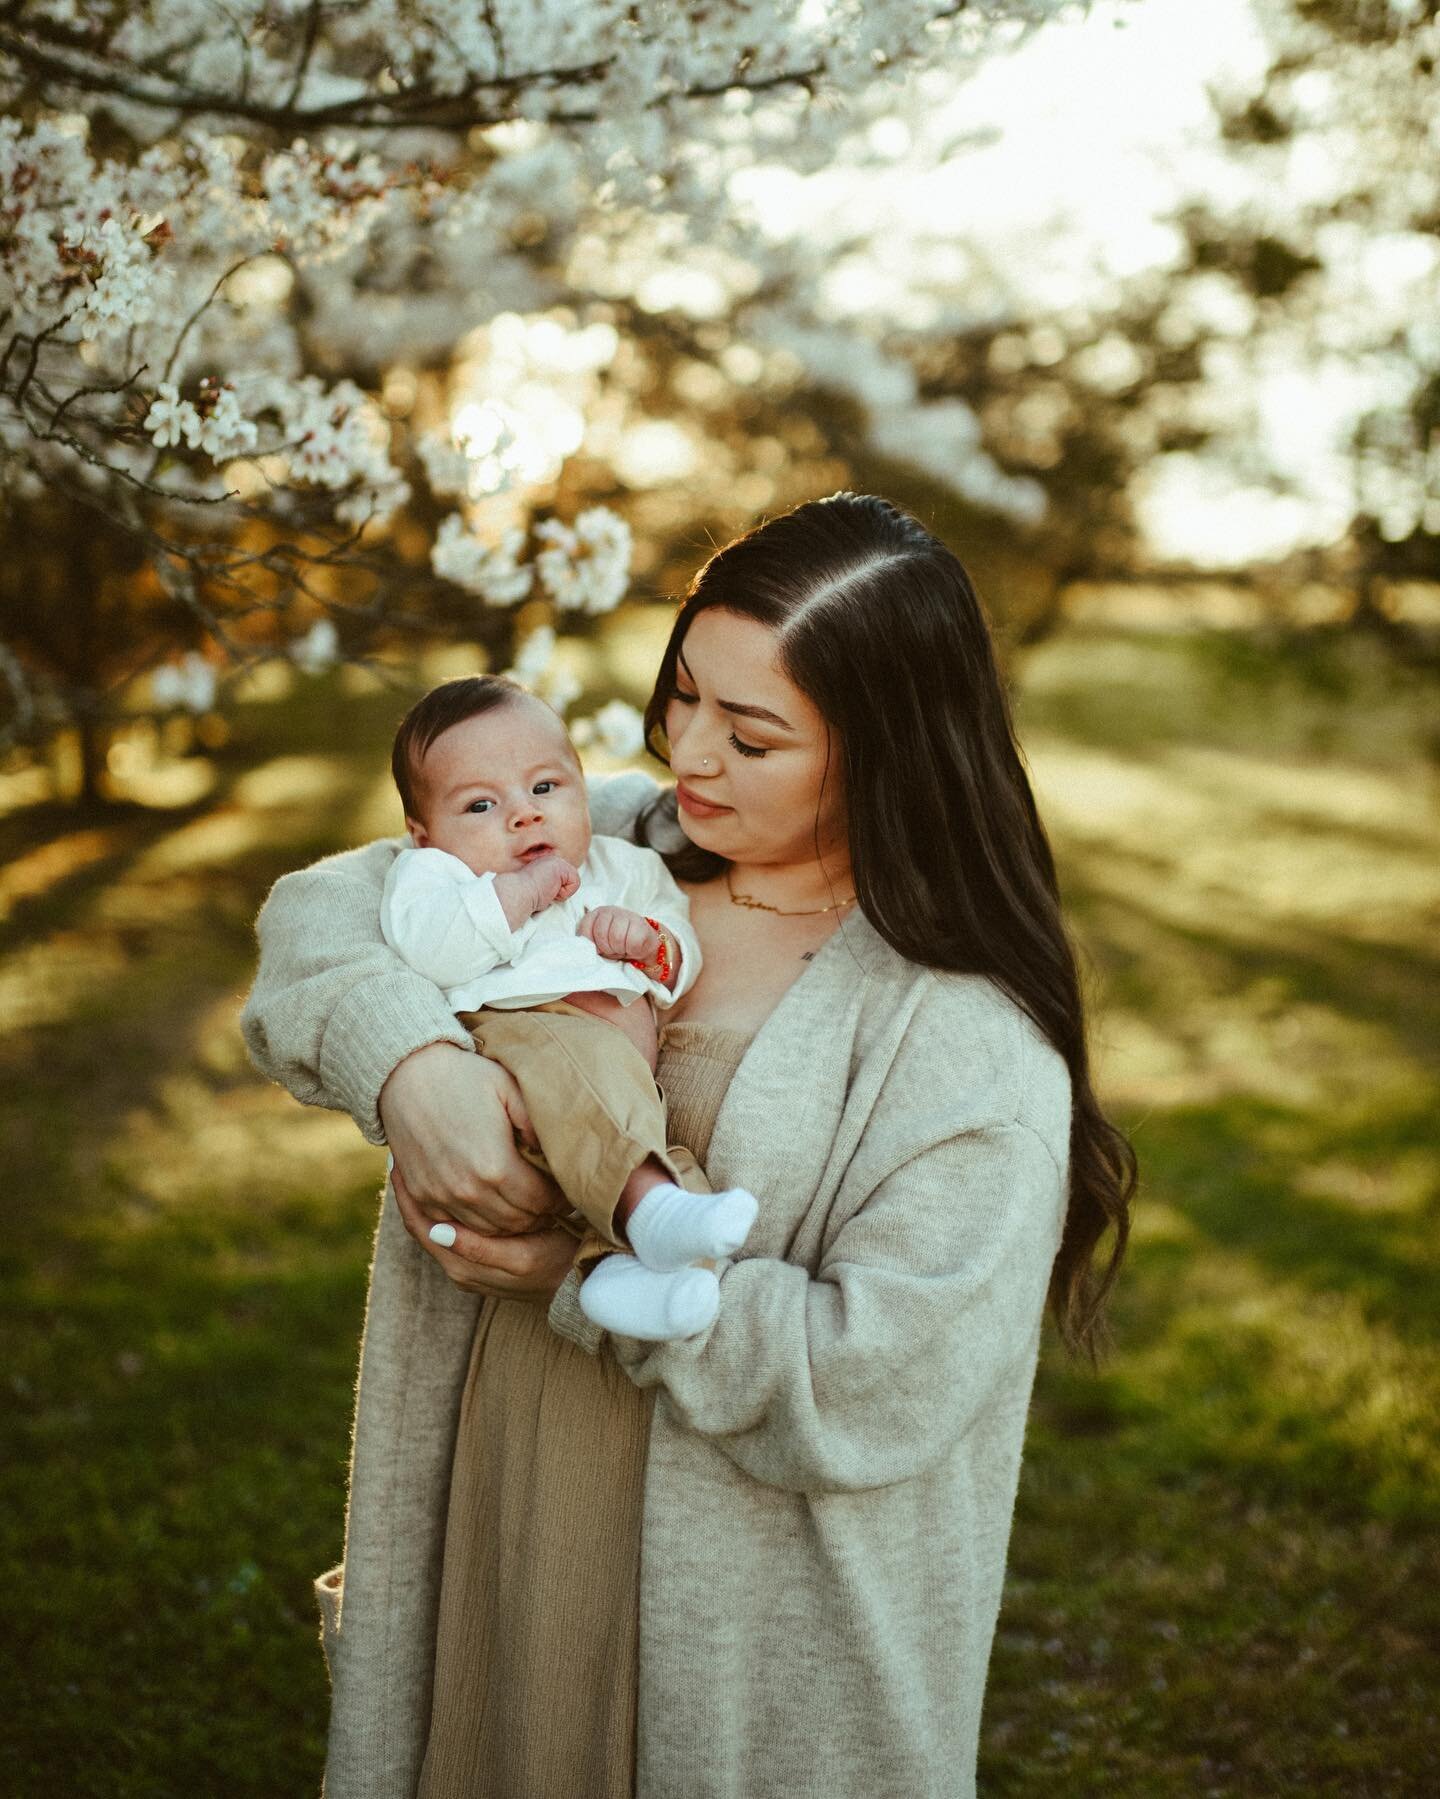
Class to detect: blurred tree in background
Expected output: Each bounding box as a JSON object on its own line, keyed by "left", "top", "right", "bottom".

{"left": 1165, "top": 0, "right": 1440, "bottom": 629}
{"left": 0, "top": 0, "right": 1066, "bottom": 799}
{"left": 744, "top": 0, "right": 1440, "bottom": 641}
{"left": 1, "top": 0, "right": 1437, "bottom": 805}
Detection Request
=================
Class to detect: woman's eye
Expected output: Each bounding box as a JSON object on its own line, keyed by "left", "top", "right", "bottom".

{"left": 670, "top": 686, "right": 698, "bottom": 705}
{"left": 728, "top": 731, "right": 767, "bottom": 759}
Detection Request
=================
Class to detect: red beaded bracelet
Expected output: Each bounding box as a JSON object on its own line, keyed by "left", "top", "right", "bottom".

{"left": 629, "top": 916, "right": 673, "bottom": 985}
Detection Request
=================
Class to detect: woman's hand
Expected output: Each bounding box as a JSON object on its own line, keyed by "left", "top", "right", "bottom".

{"left": 378, "top": 1041, "right": 563, "bottom": 1235}
{"left": 391, "top": 1164, "right": 575, "bottom": 1302}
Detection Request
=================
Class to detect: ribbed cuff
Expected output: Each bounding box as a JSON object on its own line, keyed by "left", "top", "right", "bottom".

{"left": 546, "top": 1266, "right": 604, "bottom": 1357}
{"left": 317, "top": 969, "right": 475, "bottom": 1144}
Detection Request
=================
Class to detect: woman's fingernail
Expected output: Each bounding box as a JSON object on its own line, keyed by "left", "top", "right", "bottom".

{"left": 385, "top": 1151, "right": 395, "bottom": 1173}
{"left": 428, "top": 1222, "right": 457, "bottom": 1248}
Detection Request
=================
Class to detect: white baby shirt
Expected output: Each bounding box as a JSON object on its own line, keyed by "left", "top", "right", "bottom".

{"left": 379, "top": 835, "right": 701, "bottom": 1013}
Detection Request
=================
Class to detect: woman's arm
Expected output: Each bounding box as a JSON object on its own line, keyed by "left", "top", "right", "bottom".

{"left": 240, "top": 837, "right": 559, "bottom": 1242}
{"left": 241, "top": 774, "right": 665, "bottom": 1131}
{"left": 610, "top": 1042, "right": 1069, "bottom": 1496}
{"left": 241, "top": 772, "right": 666, "bottom": 1264}
{"left": 241, "top": 839, "right": 471, "bottom": 1142}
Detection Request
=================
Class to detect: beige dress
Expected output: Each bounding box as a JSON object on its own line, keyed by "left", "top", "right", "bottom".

{"left": 417, "top": 1020, "right": 754, "bottom": 1799}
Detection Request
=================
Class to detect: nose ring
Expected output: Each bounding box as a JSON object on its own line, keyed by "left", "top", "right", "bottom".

{"left": 700, "top": 757, "right": 712, "bottom": 771}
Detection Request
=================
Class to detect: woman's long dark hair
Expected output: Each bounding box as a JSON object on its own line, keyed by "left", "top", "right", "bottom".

{"left": 641, "top": 491, "right": 1135, "bottom": 1359}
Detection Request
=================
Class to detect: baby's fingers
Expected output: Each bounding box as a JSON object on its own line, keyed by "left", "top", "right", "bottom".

{"left": 629, "top": 920, "right": 662, "bottom": 961}
{"left": 581, "top": 906, "right": 624, "bottom": 958}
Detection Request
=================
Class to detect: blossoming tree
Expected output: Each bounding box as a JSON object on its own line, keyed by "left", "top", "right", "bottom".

{"left": 0, "top": 0, "right": 1067, "bottom": 798}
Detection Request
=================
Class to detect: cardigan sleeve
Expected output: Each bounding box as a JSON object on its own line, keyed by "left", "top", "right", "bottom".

{"left": 609, "top": 1117, "right": 1068, "bottom": 1496}
{"left": 240, "top": 839, "right": 475, "bottom": 1145}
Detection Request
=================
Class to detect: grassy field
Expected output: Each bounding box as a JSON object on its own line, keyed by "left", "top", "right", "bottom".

{"left": 1, "top": 623, "right": 1436, "bottom": 1796}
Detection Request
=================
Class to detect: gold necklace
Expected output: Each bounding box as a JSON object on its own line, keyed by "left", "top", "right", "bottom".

{"left": 724, "top": 865, "right": 857, "bottom": 917}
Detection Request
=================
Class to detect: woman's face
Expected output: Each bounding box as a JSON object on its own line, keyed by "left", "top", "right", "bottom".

{"left": 663, "top": 608, "right": 848, "bottom": 871}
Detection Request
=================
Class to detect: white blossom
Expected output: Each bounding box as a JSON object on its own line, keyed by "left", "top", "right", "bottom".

{"left": 260, "top": 140, "right": 396, "bottom": 261}
{"left": 252, "top": 374, "right": 409, "bottom": 521}
{"left": 290, "top": 618, "right": 340, "bottom": 673}
{"left": 506, "top": 623, "right": 558, "bottom": 686}
{"left": 151, "top": 652, "right": 218, "bottom": 713}
{"left": 541, "top": 664, "right": 583, "bottom": 717}
{"left": 144, "top": 383, "right": 197, "bottom": 450}
{"left": 590, "top": 698, "right": 646, "bottom": 759}
{"left": 430, "top": 514, "right": 534, "bottom": 604}
{"left": 416, "top": 432, "right": 474, "bottom": 499}
{"left": 194, "top": 384, "right": 260, "bottom": 458}
{"left": 502, "top": 621, "right": 580, "bottom": 716}
{"left": 533, "top": 507, "right": 632, "bottom": 614}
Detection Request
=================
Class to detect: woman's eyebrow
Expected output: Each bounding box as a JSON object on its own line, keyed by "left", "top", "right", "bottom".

{"left": 677, "top": 649, "right": 795, "bottom": 731}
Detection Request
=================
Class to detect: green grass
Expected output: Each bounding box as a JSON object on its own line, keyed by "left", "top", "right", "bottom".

{"left": 1, "top": 623, "right": 1436, "bottom": 1796}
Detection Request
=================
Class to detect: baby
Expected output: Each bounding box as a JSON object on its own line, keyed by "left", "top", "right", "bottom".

{"left": 379, "top": 673, "right": 758, "bottom": 1340}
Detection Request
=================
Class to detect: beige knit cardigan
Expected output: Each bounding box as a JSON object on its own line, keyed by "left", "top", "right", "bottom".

{"left": 240, "top": 774, "right": 1072, "bottom": 1799}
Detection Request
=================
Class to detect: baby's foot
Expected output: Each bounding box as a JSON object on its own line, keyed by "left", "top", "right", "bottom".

{"left": 578, "top": 1255, "right": 720, "bottom": 1341}
{"left": 625, "top": 1182, "right": 759, "bottom": 1273}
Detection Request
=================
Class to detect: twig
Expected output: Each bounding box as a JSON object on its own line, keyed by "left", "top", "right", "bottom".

{"left": 161, "top": 255, "right": 262, "bottom": 383}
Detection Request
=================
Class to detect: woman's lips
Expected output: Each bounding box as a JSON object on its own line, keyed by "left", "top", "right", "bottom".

{"left": 675, "top": 783, "right": 732, "bottom": 819}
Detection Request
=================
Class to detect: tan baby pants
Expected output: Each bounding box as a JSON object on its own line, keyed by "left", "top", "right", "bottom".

{"left": 456, "top": 999, "right": 709, "bottom": 1273}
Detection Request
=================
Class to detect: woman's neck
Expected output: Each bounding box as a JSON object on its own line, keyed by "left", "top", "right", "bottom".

{"left": 725, "top": 853, "right": 855, "bottom": 916}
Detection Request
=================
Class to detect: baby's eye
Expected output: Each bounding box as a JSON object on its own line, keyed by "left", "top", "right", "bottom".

{"left": 466, "top": 798, "right": 494, "bottom": 814}
{"left": 533, "top": 780, "right": 557, "bottom": 795}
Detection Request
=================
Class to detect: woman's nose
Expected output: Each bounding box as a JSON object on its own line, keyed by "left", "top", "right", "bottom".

{"left": 670, "top": 720, "right": 721, "bottom": 778}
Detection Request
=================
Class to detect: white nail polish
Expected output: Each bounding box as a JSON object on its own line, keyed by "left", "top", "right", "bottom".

{"left": 429, "top": 1222, "right": 457, "bottom": 1248}
{"left": 385, "top": 1151, "right": 395, "bottom": 1173}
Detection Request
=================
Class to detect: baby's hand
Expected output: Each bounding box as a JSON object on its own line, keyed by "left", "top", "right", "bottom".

{"left": 523, "top": 853, "right": 581, "bottom": 910}
{"left": 493, "top": 854, "right": 580, "bottom": 930}
{"left": 579, "top": 905, "right": 662, "bottom": 964}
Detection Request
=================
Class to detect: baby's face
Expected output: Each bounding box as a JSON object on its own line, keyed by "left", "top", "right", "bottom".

{"left": 407, "top": 696, "right": 591, "bottom": 879}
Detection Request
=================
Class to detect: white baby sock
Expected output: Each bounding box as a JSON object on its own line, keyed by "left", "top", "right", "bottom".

{"left": 624, "top": 1181, "right": 759, "bottom": 1273}
{"left": 579, "top": 1256, "right": 720, "bottom": 1341}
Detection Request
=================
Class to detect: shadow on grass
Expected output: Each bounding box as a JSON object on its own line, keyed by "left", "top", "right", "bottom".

{"left": 0, "top": 678, "right": 426, "bottom": 1793}
{"left": 1054, "top": 850, "right": 1439, "bottom": 1110}
{"left": 0, "top": 1170, "right": 383, "bottom": 1797}
{"left": 1137, "top": 1096, "right": 1436, "bottom": 1345}
{"left": 0, "top": 692, "right": 412, "bottom": 1256}
{"left": 1013, "top": 624, "right": 1440, "bottom": 767}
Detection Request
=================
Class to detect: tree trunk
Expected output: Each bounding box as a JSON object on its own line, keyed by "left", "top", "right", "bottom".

{"left": 75, "top": 714, "right": 107, "bottom": 809}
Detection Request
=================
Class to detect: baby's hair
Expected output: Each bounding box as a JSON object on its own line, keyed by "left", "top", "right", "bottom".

{"left": 391, "top": 673, "right": 531, "bottom": 822}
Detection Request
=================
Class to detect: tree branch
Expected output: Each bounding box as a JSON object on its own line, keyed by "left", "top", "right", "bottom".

{"left": 0, "top": 24, "right": 851, "bottom": 133}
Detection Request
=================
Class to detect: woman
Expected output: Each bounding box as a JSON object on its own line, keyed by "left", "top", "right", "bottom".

{"left": 241, "top": 491, "right": 1135, "bottom": 1799}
